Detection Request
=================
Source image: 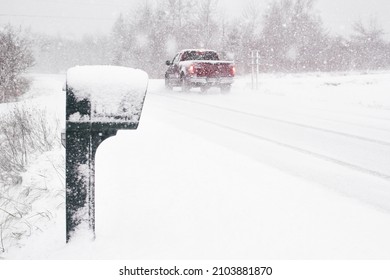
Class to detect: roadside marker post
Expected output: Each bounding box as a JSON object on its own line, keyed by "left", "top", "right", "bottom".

{"left": 65, "top": 66, "right": 148, "bottom": 242}
{"left": 251, "top": 50, "right": 260, "bottom": 90}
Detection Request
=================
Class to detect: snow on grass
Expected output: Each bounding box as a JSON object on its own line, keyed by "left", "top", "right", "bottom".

{"left": 250, "top": 71, "right": 390, "bottom": 114}
{"left": 0, "top": 74, "right": 65, "bottom": 257}
{"left": 0, "top": 149, "right": 64, "bottom": 256}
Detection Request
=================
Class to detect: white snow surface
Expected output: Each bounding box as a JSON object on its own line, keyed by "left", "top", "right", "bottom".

{"left": 66, "top": 65, "right": 148, "bottom": 122}
{"left": 2, "top": 71, "right": 390, "bottom": 259}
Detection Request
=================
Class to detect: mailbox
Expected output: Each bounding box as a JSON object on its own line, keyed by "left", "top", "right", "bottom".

{"left": 65, "top": 65, "right": 148, "bottom": 242}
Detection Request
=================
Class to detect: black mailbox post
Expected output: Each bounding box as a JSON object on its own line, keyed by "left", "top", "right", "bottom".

{"left": 65, "top": 66, "right": 148, "bottom": 242}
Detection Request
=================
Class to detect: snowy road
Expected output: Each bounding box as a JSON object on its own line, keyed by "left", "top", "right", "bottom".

{"left": 93, "top": 74, "right": 390, "bottom": 259}
{"left": 5, "top": 72, "right": 390, "bottom": 259}
{"left": 146, "top": 80, "right": 390, "bottom": 212}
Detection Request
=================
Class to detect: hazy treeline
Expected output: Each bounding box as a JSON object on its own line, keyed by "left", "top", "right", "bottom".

{"left": 31, "top": 0, "right": 390, "bottom": 77}
{"left": 32, "top": 33, "right": 111, "bottom": 73}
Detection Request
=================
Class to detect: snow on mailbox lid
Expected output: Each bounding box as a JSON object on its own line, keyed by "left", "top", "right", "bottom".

{"left": 66, "top": 65, "right": 148, "bottom": 123}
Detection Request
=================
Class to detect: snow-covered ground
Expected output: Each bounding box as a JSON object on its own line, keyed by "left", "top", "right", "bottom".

{"left": 2, "top": 71, "right": 390, "bottom": 259}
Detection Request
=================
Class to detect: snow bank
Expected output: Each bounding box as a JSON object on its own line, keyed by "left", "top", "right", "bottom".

{"left": 66, "top": 66, "right": 148, "bottom": 123}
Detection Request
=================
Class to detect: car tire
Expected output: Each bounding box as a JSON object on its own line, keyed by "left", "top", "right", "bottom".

{"left": 220, "top": 84, "right": 231, "bottom": 93}
{"left": 200, "top": 85, "right": 209, "bottom": 93}
{"left": 165, "top": 78, "right": 173, "bottom": 90}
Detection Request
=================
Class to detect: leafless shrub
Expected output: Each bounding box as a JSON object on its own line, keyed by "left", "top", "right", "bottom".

{"left": 0, "top": 106, "right": 58, "bottom": 174}
{"left": 0, "top": 25, "right": 34, "bottom": 103}
{"left": 0, "top": 107, "right": 62, "bottom": 254}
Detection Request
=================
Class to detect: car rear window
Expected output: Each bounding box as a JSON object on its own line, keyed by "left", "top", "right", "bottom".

{"left": 181, "top": 51, "right": 219, "bottom": 61}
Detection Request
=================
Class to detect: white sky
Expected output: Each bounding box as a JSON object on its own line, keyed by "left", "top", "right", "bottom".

{"left": 0, "top": 0, "right": 389, "bottom": 39}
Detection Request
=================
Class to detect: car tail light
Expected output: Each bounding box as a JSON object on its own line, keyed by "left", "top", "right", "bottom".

{"left": 188, "top": 65, "right": 195, "bottom": 74}
{"left": 230, "top": 66, "right": 236, "bottom": 76}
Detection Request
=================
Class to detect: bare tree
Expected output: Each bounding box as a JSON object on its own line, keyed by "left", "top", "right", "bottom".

{"left": 193, "top": 0, "right": 219, "bottom": 48}
{"left": 350, "top": 18, "right": 389, "bottom": 69}
{"left": 0, "top": 25, "right": 34, "bottom": 103}
{"left": 260, "top": 0, "right": 327, "bottom": 71}
{"left": 239, "top": 1, "right": 263, "bottom": 72}
{"left": 111, "top": 14, "right": 130, "bottom": 65}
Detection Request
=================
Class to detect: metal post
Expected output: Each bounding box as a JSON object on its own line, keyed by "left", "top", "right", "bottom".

{"left": 65, "top": 125, "right": 118, "bottom": 242}
{"left": 250, "top": 50, "right": 260, "bottom": 90}
{"left": 251, "top": 51, "right": 254, "bottom": 90}
{"left": 256, "top": 51, "right": 259, "bottom": 90}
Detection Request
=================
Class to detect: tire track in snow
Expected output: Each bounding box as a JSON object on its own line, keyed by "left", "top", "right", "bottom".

{"left": 164, "top": 107, "right": 390, "bottom": 182}
{"left": 156, "top": 98, "right": 390, "bottom": 181}
{"left": 153, "top": 93, "right": 390, "bottom": 147}
{"left": 294, "top": 113, "right": 390, "bottom": 134}
{"left": 311, "top": 106, "right": 390, "bottom": 122}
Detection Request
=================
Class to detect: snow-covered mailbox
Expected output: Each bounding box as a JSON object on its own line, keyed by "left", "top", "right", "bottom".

{"left": 65, "top": 66, "right": 148, "bottom": 242}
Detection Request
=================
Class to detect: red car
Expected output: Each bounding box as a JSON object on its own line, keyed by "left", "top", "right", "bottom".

{"left": 165, "top": 49, "right": 235, "bottom": 92}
